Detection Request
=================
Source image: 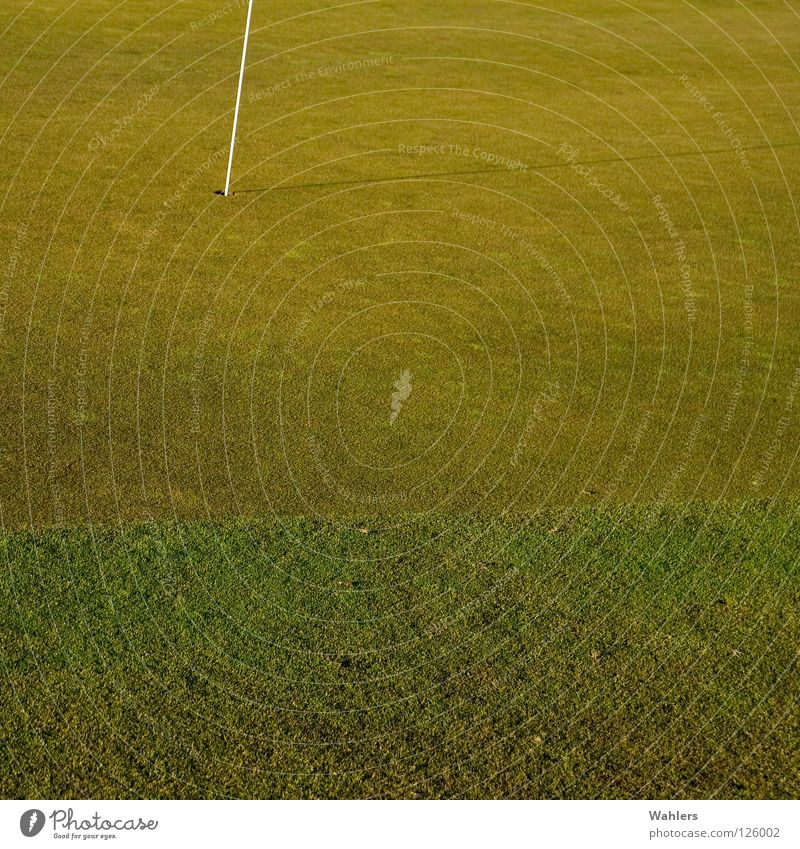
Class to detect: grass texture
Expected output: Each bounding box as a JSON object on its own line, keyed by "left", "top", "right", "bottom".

{"left": 1, "top": 0, "right": 799, "bottom": 524}
{"left": 1, "top": 0, "right": 799, "bottom": 801}
{"left": 2, "top": 504, "right": 798, "bottom": 799}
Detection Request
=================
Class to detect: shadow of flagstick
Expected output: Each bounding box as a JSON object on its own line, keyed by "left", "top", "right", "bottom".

{"left": 226, "top": 166, "right": 501, "bottom": 193}
{"left": 218, "top": 139, "right": 800, "bottom": 195}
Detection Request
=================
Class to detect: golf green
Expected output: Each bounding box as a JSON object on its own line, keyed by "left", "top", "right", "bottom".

{"left": 0, "top": 0, "right": 798, "bottom": 798}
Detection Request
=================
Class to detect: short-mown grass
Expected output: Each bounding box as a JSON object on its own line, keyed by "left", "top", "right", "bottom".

{"left": 2, "top": 504, "right": 797, "bottom": 798}
{"left": 1, "top": 1, "right": 800, "bottom": 524}
{"left": 1, "top": 0, "right": 799, "bottom": 801}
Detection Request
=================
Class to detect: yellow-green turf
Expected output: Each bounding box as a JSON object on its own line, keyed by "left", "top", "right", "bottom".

{"left": 0, "top": 0, "right": 798, "bottom": 798}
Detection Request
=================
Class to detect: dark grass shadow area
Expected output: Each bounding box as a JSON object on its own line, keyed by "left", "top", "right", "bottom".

{"left": 1, "top": 503, "right": 798, "bottom": 799}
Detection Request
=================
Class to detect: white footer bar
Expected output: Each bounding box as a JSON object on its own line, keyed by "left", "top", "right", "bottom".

{"left": 2, "top": 799, "right": 796, "bottom": 848}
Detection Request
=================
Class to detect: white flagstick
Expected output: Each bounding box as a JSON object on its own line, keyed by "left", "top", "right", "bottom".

{"left": 223, "top": 0, "right": 254, "bottom": 196}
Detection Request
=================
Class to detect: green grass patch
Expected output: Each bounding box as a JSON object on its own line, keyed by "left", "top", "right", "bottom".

{"left": 2, "top": 503, "right": 797, "bottom": 798}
